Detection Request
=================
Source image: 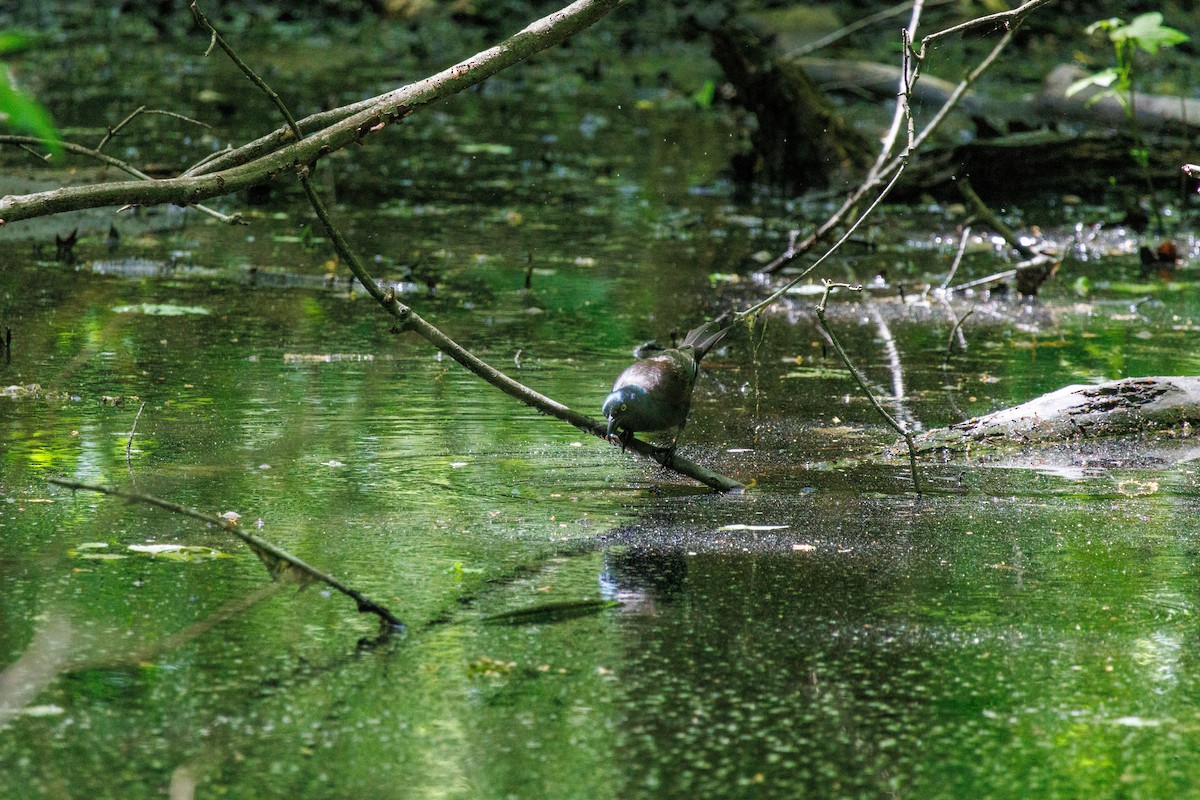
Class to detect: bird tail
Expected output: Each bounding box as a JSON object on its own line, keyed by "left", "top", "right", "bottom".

{"left": 681, "top": 314, "right": 732, "bottom": 361}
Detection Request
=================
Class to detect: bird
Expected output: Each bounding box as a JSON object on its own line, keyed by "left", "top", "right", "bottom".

{"left": 602, "top": 318, "right": 730, "bottom": 458}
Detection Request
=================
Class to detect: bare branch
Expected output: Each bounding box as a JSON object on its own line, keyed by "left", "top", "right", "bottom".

{"left": 760, "top": 1, "right": 1040, "bottom": 275}
{"left": 97, "top": 105, "right": 212, "bottom": 152}
{"left": 0, "top": 0, "right": 626, "bottom": 224}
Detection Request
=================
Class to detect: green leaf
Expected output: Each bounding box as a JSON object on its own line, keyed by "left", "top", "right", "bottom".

{"left": 0, "top": 63, "right": 62, "bottom": 155}
{"left": 1113, "top": 12, "right": 1190, "bottom": 54}
{"left": 1085, "top": 17, "right": 1123, "bottom": 37}
{"left": 457, "top": 142, "right": 514, "bottom": 156}
{"left": 0, "top": 31, "right": 36, "bottom": 55}
{"left": 111, "top": 303, "right": 212, "bottom": 316}
{"left": 1064, "top": 68, "right": 1120, "bottom": 98}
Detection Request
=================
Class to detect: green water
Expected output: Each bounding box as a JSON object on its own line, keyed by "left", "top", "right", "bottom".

{"left": 4, "top": 10, "right": 1200, "bottom": 800}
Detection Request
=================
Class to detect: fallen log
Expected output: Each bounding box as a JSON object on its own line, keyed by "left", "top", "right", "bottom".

{"left": 902, "top": 376, "right": 1200, "bottom": 455}
{"left": 1037, "top": 64, "right": 1200, "bottom": 133}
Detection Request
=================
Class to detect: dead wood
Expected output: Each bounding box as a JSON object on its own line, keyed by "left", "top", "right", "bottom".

{"left": 903, "top": 376, "right": 1200, "bottom": 455}
{"left": 895, "top": 129, "right": 1186, "bottom": 202}
{"left": 1037, "top": 64, "right": 1200, "bottom": 133}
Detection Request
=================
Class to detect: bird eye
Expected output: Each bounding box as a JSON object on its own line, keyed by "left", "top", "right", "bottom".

{"left": 619, "top": 403, "right": 627, "bottom": 412}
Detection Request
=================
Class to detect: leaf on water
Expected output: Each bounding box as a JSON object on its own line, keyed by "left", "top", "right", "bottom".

{"left": 127, "top": 544, "right": 230, "bottom": 560}
{"left": 458, "top": 142, "right": 514, "bottom": 156}
{"left": 718, "top": 524, "right": 791, "bottom": 532}
{"left": 69, "top": 542, "right": 126, "bottom": 559}
{"left": 467, "top": 657, "right": 517, "bottom": 677}
{"left": 283, "top": 353, "right": 376, "bottom": 363}
{"left": 1111, "top": 716, "right": 1162, "bottom": 727}
{"left": 1117, "top": 480, "right": 1159, "bottom": 497}
{"left": 112, "top": 303, "right": 211, "bottom": 316}
{"left": 20, "top": 705, "right": 65, "bottom": 717}
{"left": 782, "top": 367, "right": 852, "bottom": 380}
{"left": 482, "top": 599, "right": 621, "bottom": 626}
{"left": 708, "top": 272, "right": 740, "bottom": 285}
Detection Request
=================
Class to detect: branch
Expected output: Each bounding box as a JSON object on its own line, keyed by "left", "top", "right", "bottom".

{"left": 0, "top": 135, "right": 238, "bottom": 222}
{"left": 938, "top": 225, "right": 971, "bottom": 290}
{"left": 97, "top": 105, "right": 211, "bottom": 152}
{"left": 0, "top": 0, "right": 626, "bottom": 225}
{"left": 188, "top": 1, "right": 741, "bottom": 492}
{"left": 914, "top": 0, "right": 1054, "bottom": 54}
{"left": 957, "top": 176, "right": 1038, "bottom": 259}
{"left": 298, "top": 169, "right": 743, "bottom": 492}
{"left": 760, "top": 0, "right": 1040, "bottom": 274}
{"left": 814, "top": 282, "right": 921, "bottom": 494}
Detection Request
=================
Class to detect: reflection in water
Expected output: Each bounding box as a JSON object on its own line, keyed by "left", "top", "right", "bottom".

{"left": 5, "top": 12, "right": 1200, "bottom": 799}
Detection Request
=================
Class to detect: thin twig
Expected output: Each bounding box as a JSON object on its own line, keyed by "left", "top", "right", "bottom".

{"left": 957, "top": 177, "right": 1039, "bottom": 259}
{"left": 786, "top": 0, "right": 957, "bottom": 59}
{"left": 865, "top": 1, "right": 924, "bottom": 182}
{"left": 47, "top": 478, "right": 406, "bottom": 631}
{"left": 914, "top": 0, "right": 1054, "bottom": 54}
{"left": 950, "top": 268, "right": 1017, "bottom": 293}
{"left": 125, "top": 400, "right": 145, "bottom": 468}
{"left": 943, "top": 307, "right": 974, "bottom": 363}
{"left": 761, "top": 1, "right": 1039, "bottom": 275}
{"left": 814, "top": 282, "right": 921, "bottom": 495}
{"left": 190, "top": 3, "right": 301, "bottom": 139}
{"left": 97, "top": 104, "right": 148, "bottom": 151}
{"left": 939, "top": 225, "right": 971, "bottom": 290}
{"left": 15, "top": 143, "right": 52, "bottom": 162}
{"left": 97, "top": 105, "right": 212, "bottom": 152}
{"left": 737, "top": 150, "right": 910, "bottom": 320}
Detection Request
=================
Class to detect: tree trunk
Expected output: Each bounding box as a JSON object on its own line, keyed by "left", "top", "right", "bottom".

{"left": 708, "top": 18, "right": 872, "bottom": 192}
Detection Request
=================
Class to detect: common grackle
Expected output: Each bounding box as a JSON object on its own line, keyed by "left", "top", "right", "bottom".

{"left": 603, "top": 318, "right": 730, "bottom": 455}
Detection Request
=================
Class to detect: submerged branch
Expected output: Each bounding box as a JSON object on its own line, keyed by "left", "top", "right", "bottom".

{"left": 47, "top": 478, "right": 406, "bottom": 631}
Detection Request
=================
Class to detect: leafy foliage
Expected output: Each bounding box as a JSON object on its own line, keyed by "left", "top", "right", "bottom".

{"left": 0, "top": 30, "right": 61, "bottom": 155}
{"left": 1066, "top": 13, "right": 1190, "bottom": 109}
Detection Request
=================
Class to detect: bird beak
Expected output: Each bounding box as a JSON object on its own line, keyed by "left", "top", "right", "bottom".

{"left": 606, "top": 416, "right": 618, "bottom": 439}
